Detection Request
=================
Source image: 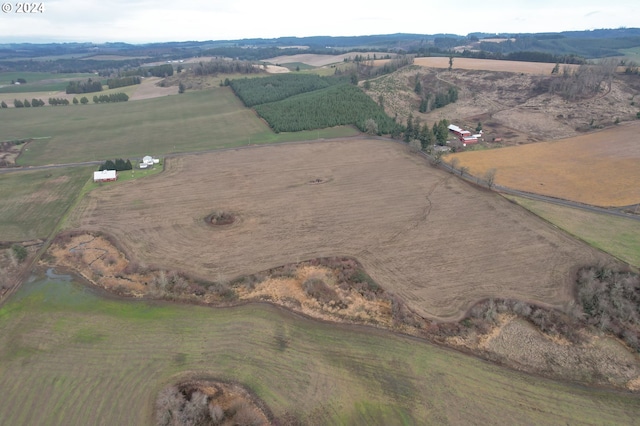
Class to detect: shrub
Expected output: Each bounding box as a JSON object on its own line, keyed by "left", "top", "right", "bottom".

{"left": 11, "top": 244, "right": 28, "bottom": 263}
{"left": 303, "top": 278, "right": 339, "bottom": 304}
{"left": 576, "top": 266, "right": 640, "bottom": 351}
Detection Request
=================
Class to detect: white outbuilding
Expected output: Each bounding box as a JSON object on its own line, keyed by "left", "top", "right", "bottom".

{"left": 93, "top": 170, "right": 117, "bottom": 182}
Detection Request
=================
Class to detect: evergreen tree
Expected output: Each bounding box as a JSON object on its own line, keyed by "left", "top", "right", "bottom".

{"left": 23, "top": 99, "right": 31, "bottom": 107}
{"left": 73, "top": 97, "right": 79, "bottom": 104}
{"left": 414, "top": 80, "right": 422, "bottom": 95}
{"left": 404, "top": 114, "right": 414, "bottom": 142}
{"left": 0, "top": 101, "right": 7, "bottom": 108}
{"left": 419, "top": 123, "right": 435, "bottom": 149}
{"left": 14, "top": 99, "right": 24, "bottom": 108}
{"left": 434, "top": 119, "right": 449, "bottom": 145}
{"left": 80, "top": 96, "right": 88, "bottom": 104}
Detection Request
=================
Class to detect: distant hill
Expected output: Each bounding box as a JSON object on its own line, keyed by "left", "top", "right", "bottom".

{"left": 1, "top": 29, "right": 639, "bottom": 73}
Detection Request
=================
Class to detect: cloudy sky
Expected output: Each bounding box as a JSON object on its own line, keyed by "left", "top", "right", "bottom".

{"left": 0, "top": 0, "right": 638, "bottom": 43}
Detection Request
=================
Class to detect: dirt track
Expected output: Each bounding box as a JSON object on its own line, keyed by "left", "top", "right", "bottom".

{"left": 67, "top": 139, "right": 615, "bottom": 320}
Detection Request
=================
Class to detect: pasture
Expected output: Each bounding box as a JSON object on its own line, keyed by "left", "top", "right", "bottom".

{"left": 0, "top": 72, "right": 96, "bottom": 94}
{"left": 1, "top": 87, "right": 358, "bottom": 166}
{"left": 0, "top": 166, "right": 92, "bottom": 241}
{"left": 448, "top": 121, "right": 640, "bottom": 207}
{"left": 507, "top": 196, "right": 640, "bottom": 268}
{"left": 0, "top": 274, "right": 638, "bottom": 425}
{"left": 66, "top": 139, "right": 612, "bottom": 321}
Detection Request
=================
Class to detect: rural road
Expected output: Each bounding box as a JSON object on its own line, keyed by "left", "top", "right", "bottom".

{"left": 2, "top": 136, "right": 639, "bottom": 222}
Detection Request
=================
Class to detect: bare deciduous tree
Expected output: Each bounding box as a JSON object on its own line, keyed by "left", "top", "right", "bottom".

{"left": 484, "top": 168, "right": 497, "bottom": 188}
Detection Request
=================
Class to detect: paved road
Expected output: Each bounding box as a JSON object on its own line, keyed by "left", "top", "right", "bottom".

{"left": 2, "top": 136, "right": 639, "bottom": 222}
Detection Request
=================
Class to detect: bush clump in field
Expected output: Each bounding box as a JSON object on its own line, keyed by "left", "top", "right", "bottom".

{"left": 576, "top": 266, "right": 640, "bottom": 351}
{"left": 10, "top": 244, "right": 28, "bottom": 263}
{"left": 303, "top": 277, "right": 340, "bottom": 305}
{"left": 155, "top": 381, "right": 271, "bottom": 426}
{"left": 347, "top": 269, "right": 381, "bottom": 299}
{"left": 466, "top": 298, "right": 583, "bottom": 344}
{"left": 207, "top": 211, "right": 235, "bottom": 226}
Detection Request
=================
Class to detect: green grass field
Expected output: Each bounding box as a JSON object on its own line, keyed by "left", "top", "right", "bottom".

{"left": 0, "top": 167, "right": 93, "bottom": 241}
{"left": 2, "top": 87, "right": 358, "bottom": 166}
{"left": 0, "top": 274, "right": 638, "bottom": 425}
{"left": 0, "top": 72, "right": 96, "bottom": 94}
{"left": 507, "top": 196, "right": 640, "bottom": 268}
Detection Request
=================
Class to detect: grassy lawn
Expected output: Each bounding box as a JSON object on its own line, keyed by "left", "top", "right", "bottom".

{"left": 0, "top": 167, "right": 93, "bottom": 241}
{"left": 0, "top": 275, "right": 638, "bottom": 425}
{"left": 3, "top": 87, "right": 358, "bottom": 166}
{"left": 507, "top": 195, "right": 640, "bottom": 268}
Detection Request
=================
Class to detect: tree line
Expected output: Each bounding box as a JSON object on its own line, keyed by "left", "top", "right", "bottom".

{"left": 10, "top": 98, "right": 45, "bottom": 107}
{"left": 402, "top": 114, "right": 450, "bottom": 148}
{"left": 66, "top": 78, "right": 103, "bottom": 94}
{"left": 107, "top": 76, "right": 141, "bottom": 89}
{"left": 99, "top": 158, "right": 133, "bottom": 171}
{"left": 192, "top": 59, "right": 262, "bottom": 76}
{"left": 92, "top": 93, "right": 129, "bottom": 103}
{"left": 2, "top": 94, "right": 129, "bottom": 108}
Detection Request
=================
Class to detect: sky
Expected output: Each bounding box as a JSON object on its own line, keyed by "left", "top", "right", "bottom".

{"left": 0, "top": 0, "right": 638, "bottom": 44}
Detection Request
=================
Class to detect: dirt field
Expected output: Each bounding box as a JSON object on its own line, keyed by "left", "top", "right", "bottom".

{"left": 265, "top": 52, "right": 388, "bottom": 67}
{"left": 66, "top": 139, "right": 614, "bottom": 321}
{"left": 128, "top": 77, "right": 177, "bottom": 100}
{"left": 449, "top": 121, "right": 640, "bottom": 207}
{"left": 414, "top": 57, "right": 579, "bottom": 74}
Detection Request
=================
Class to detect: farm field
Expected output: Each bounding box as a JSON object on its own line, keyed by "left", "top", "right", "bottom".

{"left": 1, "top": 274, "right": 638, "bottom": 425}
{"left": 0, "top": 166, "right": 92, "bottom": 241}
{"left": 447, "top": 121, "right": 640, "bottom": 207}
{"left": 1, "top": 87, "right": 359, "bottom": 166}
{"left": 0, "top": 71, "right": 96, "bottom": 94}
{"left": 266, "top": 52, "right": 385, "bottom": 67}
{"left": 66, "top": 139, "right": 612, "bottom": 321}
{"left": 0, "top": 75, "right": 176, "bottom": 105}
{"left": 507, "top": 196, "right": 640, "bottom": 268}
{"left": 414, "top": 57, "right": 578, "bottom": 74}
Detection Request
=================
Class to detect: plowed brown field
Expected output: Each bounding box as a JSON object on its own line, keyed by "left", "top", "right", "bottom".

{"left": 67, "top": 139, "right": 612, "bottom": 320}
{"left": 414, "top": 57, "right": 580, "bottom": 74}
{"left": 448, "top": 121, "right": 640, "bottom": 207}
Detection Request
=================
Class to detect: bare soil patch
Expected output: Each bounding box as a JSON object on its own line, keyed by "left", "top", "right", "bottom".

{"left": 66, "top": 139, "right": 615, "bottom": 321}
{"left": 263, "top": 65, "right": 290, "bottom": 74}
{"left": 266, "top": 52, "right": 389, "bottom": 67}
{"left": 128, "top": 77, "right": 178, "bottom": 100}
{"left": 414, "top": 57, "right": 579, "bottom": 74}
